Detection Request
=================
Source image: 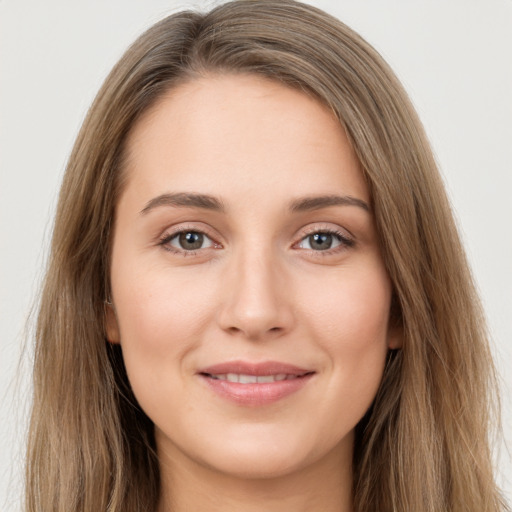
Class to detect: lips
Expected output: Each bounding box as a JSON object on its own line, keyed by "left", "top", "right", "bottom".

{"left": 197, "top": 361, "right": 315, "bottom": 406}
{"left": 207, "top": 373, "right": 296, "bottom": 383}
{"left": 199, "top": 360, "right": 312, "bottom": 377}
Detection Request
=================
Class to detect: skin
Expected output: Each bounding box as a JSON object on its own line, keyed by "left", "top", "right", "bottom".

{"left": 106, "top": 74, "right": 401, "bottom": 512}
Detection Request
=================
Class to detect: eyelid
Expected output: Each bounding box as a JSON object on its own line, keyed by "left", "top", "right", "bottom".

{"left": 157, "top": 223, "right": 223, "bottom": 254}
{"left": 292, "top": 224, "right": 355, "bottom": 253}
{"left": 301, "top": 222, "right": 355, "bottom": 239}
{"left": 155, "top": 222, "right": 355, "bottom": 257}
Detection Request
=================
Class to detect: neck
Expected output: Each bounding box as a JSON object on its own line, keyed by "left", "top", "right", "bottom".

{"left": 156, "top": 439, "right": 354, "bottom": 512}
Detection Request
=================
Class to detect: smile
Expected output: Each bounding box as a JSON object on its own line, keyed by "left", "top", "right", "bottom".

{"left": 206, "top": 373, "right": 304, "bottom": 383}
{"left": 198, "top": 361, "right": 315, "bottom": 406}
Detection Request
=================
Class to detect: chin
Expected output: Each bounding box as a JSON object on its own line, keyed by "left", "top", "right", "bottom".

{"left": 203, "top": 445, "right": 308, "bottom": 480}
{"left": 188, "top": 425, "right": 350, "bottom": 481}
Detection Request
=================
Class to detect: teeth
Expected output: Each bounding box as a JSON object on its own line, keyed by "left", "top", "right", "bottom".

{"left": 239, "top": 374, "right": 258, "bottom": 384}
{"left": 257, "top": 375, "right": 275, "bottom": 383}
{"left": 209, "top": 373, "right": 299, "bottom": 383}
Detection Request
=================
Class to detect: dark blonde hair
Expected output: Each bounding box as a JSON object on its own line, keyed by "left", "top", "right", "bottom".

{"left": 26, "top": 1, "right": 508, "bottom": 511}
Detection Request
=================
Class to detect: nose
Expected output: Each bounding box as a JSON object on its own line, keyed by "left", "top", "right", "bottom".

{"left": 217, "top": 247, "right": 294, "bottom": 341}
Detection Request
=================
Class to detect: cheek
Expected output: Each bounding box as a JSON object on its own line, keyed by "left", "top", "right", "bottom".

{"left": 302, "top": 261, "right": 391, "bottom": 340}
{"left": 113, "top": 259, "right": 218, "bottom": 341}
{"left": 299, "top": 262, "right": 392, "bottom": 401}
{"left": 110, "top": 260, "right": 219, "bottom": 402}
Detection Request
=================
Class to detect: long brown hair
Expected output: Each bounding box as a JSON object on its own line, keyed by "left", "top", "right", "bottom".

{"left": 26, "top": 1, "right": 508, "bottom": 510}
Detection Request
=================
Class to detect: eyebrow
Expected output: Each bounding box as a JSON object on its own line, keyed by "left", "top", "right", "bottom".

{"left": 140, "top": 192, "right": 370, "bottom": 215}
{"left": 289, "top": 194, "right": 370, "bottom": 213}
{"left": 140, "top": 192, "right": 225, "bottom": 215}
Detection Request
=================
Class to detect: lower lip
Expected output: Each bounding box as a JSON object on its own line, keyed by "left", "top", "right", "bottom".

{"left": 199, "top": 374, "right": 314, "bottom": 406}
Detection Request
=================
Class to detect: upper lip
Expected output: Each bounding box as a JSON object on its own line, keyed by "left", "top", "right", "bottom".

{"left": 198, "top": 360, "right": 314, "bottom": 377}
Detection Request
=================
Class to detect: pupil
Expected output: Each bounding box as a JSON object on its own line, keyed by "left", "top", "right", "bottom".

{"left": 310, "top": 233, "right": 332, "bottom": 250}
{"left": 179, "top": 232, "right": 203, "bottom": 250}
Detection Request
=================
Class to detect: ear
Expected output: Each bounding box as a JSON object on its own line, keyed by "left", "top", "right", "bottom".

{"left": 387, "top": 322, "right": 403, "bottom": 349}
{"left": 105, "top": 302, "right": 121, "bottom": 344}
{"left": 387, "top": 294, "right": 403, "bottom": 349}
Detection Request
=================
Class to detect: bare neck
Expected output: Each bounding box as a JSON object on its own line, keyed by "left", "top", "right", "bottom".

{"left": 156, "top": 441, "right": 354, "bottom": 512}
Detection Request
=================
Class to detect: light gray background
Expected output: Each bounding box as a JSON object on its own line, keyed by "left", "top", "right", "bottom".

{"left": 1, "top": 1, "right": 511, "bottom": 509}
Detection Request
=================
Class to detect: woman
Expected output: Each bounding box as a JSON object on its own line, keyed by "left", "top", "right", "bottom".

{"left": 25, "top": 1, "right": 508, "bottom": 511}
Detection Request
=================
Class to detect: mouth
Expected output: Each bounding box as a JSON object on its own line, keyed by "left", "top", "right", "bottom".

{"left": 197, "top": 361, "right": 315, "bottom": 406}
{"left": 201, "top": 372, "right": 312, "bottom": 383}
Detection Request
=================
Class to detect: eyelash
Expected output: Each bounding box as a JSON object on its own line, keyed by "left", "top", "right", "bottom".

{"left": 295, "top": 227, "right": 355, "bottom": 255}
{"left": 158, "top": 226, "right": 220, "bottom": 256}
{"left": 157, "top": 226, "right": 355, "bottom": 257}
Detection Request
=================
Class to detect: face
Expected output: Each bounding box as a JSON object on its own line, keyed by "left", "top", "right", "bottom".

{"left": 107, "top": 74, "right": 400, "bottom": 480}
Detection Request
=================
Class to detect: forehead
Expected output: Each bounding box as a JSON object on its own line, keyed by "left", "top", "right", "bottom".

{"left": 121, "top": 73, "right": 368, "bottom": 210}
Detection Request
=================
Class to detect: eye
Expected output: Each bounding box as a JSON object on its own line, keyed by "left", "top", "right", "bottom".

{"left": 161, "top": 230, "right": 215, "bottom": 252}
{"left": 296, "top": 230, "right": 353, "bottom": 251}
